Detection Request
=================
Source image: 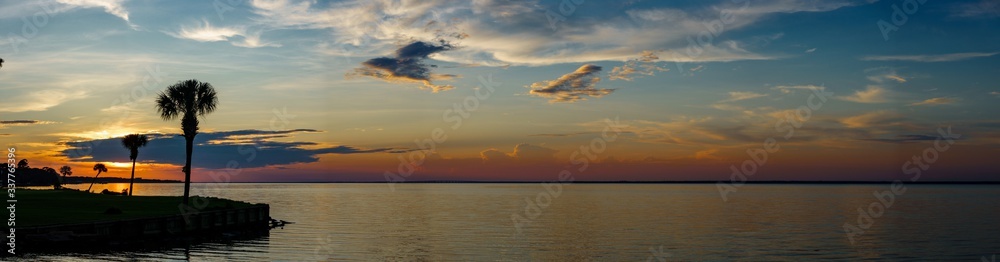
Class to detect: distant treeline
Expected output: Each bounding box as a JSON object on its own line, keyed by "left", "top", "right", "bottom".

{"left": 1, "top": 163, "right": 179, "bottom": 187}
{"left": 1, "top": 165, "right": 62, "bottom": 187}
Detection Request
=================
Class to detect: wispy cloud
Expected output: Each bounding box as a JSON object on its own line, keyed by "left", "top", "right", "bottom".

{"left": 528, "top": 132, "right": 596, "bottom": 137}
{"left": 861, "top": 52, "right": 998, "bottom": 62}
{"left": 480, "top": 144, "right": 558, "bottom": 164}
{"left": 694, "top": 149, "right": 723, "bottom": 160}
{"left": 910, "top": 97, "right": 957, "bottom": 106}
{"left": 609, "top": 51, "right": 669, "bottom": 81}
{"left": 839, "top": 85, "right": 889, "bottom": 103}
{"left": 772, "top": 85, "right": 825, "bottom": 94}
{"left": 864, "top": 134, "right": 949, "bottom": 143}
{"left": 348, "top": 40, "right": 458, "bottom": 92}
{"left": 527, "top": 64, "right": 614, "bottom": 103}
{"left": 721, "top": 91, "right": 767, "bottom": 102}
{"left": 242, "top": 0, "right": 864, "bottom": 66}
{"left": 805, "top": 48, "right": 817, "bottom": 53}
{"left": 0, "top": 0, "right": 140, "bottom": 29}
{"left": 0, "top": 120, "right": 56, "bottom": 128}
{"left": 1, "top": 120, "right": 46, "bottom": 125}
{"left": 231, "top": 31, "right": 282, "bottom": 48}
{"left": 950, "top": 0, "right": 1000, "bottom": 18}
{"left": 840, "top": 110, "right": 904, "bottom": 128}
{"left": 0, "top": 88, "right": 88, "bottom": 112}
{"left": 166, "top": 21, "right": 280, "bottom": 48}
{"left": 864, "top": 67, "right": 907, "bottom": 83}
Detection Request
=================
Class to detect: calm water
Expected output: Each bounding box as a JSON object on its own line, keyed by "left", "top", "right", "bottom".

{"left": 20, "top": 183, "right": 1000, "bottom": 261}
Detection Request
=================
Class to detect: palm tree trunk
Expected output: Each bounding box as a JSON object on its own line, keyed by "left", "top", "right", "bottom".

{"left": 87, "top": 171, "right": 102, "bottom": 192}
{"left": 128, "top": 159, "right": 136, "bottom": 196}
{"left": 183, "top": 136, "right": 193, "bottom": 205}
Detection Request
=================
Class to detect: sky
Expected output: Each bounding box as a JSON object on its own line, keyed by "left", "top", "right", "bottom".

{"left": 0, "top": 0, "right": 998, "bottom": 182}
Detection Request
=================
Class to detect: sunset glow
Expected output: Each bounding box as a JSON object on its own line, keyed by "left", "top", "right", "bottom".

{"left": 1, "top": 0, "right": 998, "bottom": 182}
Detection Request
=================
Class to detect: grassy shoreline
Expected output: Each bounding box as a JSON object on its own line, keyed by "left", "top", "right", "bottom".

{"left": 10, "top": 189, "right": 253, "bottom": 227}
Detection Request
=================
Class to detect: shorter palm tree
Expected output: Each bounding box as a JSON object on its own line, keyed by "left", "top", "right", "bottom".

{"left": 59, "top": 166, "right": 72, "bottom": 177}
{"left": 58, "top": 166, "right": 72, "bottom": 190}
{"left": 121, "top": 134, "right": 149, "bottom": 196}
{"left": 86, "top": 163, "right": 108, "bottom": 192}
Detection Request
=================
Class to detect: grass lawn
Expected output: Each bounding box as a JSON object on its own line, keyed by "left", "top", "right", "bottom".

{"left": 11, "top": 189, "right": 255, "bottom": 227}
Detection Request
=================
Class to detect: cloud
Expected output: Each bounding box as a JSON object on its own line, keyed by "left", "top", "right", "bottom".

{"left": 527, "top": 64, "right": 614, "bottom": 103}
{"left": 839, "top": 85, "right": 889, "bottom": 103}
{"left": 0, "top": 88, "right": 88, "bottom": 112}
{"left": 166, "top": 21, "right": 280, "bottom": 48}
{"left": 608, "top": 51, "right": 669, "bottom": 81}
{"left": 884, "top": 75, "right": 907, "bottom": 83}
{"left": 620, "top": 117, "right": 764, "bottom": 146}
{"left": 62, "top": 129, "right": 408, "bottom": 169}
{"left": 950, "top": 0, "right": 1000, "bottom": 18}
{"left": 721, "top": 91, "right": 767, "bottom": 102}
{"left": 864, "top": 68, "right": 907, "bottom": 83}
{"left": 991, "top": 91, "right": 1000, "bottom": 97}
{"left": 349, "top": 41, "right": 457, "bottom": 92}
{"left": 1, "top": 120, "right": 52, "bottom": 125}
{"left": 694, "top": 149, "right": 722, "bottom": 160}
{"left": 864, "top": 134, "right": 949, "bottom": 143}
{"left": 910, "top": 97, "right": 957, "bottom": 106}
{"left": 805, "top": 48, "right": 817, "bottom": 53}
{"left": 840, "top": 110, "right": 904, "bottom": 128}
{"left": 528, "top": 132, "right": 591, "bottom": 137}
{"left": 479, "top": 149, "right": 512, "bottom": 163}
{"left": 861, "top": 52, "right": 999, "bottom": 62}
{"left": 771, "top": 85, "right": 825, "bottom": 94}
{"left": 243, "top": 0, "right": 866, "bottom": 66}
{"left": 688, "top": 65, "right": 706, "bottom": 75}
{"left": 0, "top": 120, "right": 56, "bottom": 130}
{"left": 231, "top": 31, "right": 283, "bottom": 48}
{"left": 56, "top": 0, "right": 131, "bottom": 23}
{"left": 168, "top": 22, "right": 242, "bottom": 42}
{"left": 479, "top": 144, "right": 558, "bottom": 164}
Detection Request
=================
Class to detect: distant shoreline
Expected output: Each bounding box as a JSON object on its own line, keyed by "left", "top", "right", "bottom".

{"left": 172, "top": 181, "right": 1000, "bottom": 184}
{"left": 60, "top": 176, "right": 182, "bottom": 184}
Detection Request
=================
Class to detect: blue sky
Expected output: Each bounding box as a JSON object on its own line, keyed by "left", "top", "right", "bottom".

{"left": 1, "top": 0, "right": 998, "bottom": 182}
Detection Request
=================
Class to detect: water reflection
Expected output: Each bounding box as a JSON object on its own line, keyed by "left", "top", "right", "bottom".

{"left": 19, "top": 183, "right": 1000, "bottom": 261}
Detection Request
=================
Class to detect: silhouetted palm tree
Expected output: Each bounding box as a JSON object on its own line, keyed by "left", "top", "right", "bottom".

{"left": 16, "top": 159, "right": 27, "bottom": 169}
{"left": 156, "top": 79, "right": 218, "bottom": 205}
{"left": 59, "top": 166, "right": 72, "bottom": 177}
{"left": 121, "top": 134, "right": 149, "bottom": 196}
{"left": 59, "top": 166, "right": 72, "bottom": 189}
{"left": 87, "top": 163, "right": 108, "bottom": 192}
